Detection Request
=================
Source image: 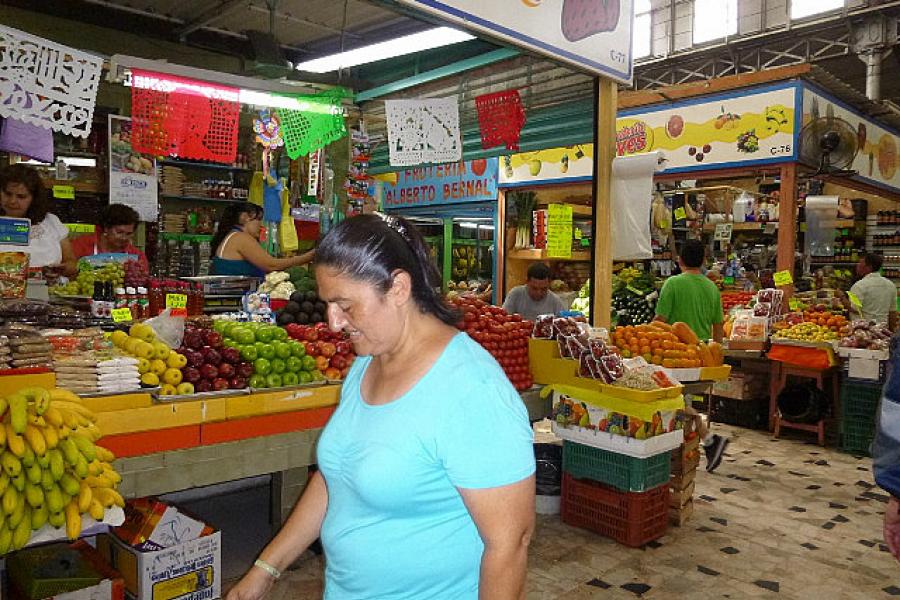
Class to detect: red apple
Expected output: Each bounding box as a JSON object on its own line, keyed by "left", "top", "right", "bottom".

{"left": 196, "top": 380, "right": 212, "bottom": 393}
{"left": 201, "top": 346, "right": 222, "bottom": 366}
{"left": 220, "top": 347, "right": 241, "bottom": 365}
{"left": 330, "top": 355, "right": 346, "bottom": 370}
{"left": 218, "top": 362, "right": 235, "bottom": 378}
{"left": 200, "top": 363, "right": 219, "bottom": 381}
{"left": 212, "top": 377, "right": 229, "bottom": 391}
{"left": 185, "top": 349, "right": 204, "bottom": 368}
{"left": 324, "top": 367, "right": 342, "bottom": 380}
{"left": 303, "top": 328, "right": 318, "bottom": 342}
{"left": 184, "top": 331, "right": 204, "bottom": 349}
{"left": 235, "top": 361, "right": 254, "bottom": 379}
{"left": 319, "top": 342, "right": 336, "bottom": 358}
{"left": 335, "top": 341, "right": 351, "bottom": 355}
{"left": 303, "top": 341, "right": 316, "bottom": 356}
{"left": 182, "top": 366, "right": 201, "bottom": 384}
{"left": 203, "top": 330, "right": 223, "bottom": 348}
{"left": 229, "top": 376, "right": 247, "bottom": 389}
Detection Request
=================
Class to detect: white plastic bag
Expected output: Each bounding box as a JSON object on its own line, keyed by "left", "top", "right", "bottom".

{"left": 145, "top": 309, "right": 185, "bottom": 349}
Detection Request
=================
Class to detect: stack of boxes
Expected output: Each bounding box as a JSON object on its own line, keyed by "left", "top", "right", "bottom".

{"left": 670, "top": 416, "right": 701, "bottom": 527}
{"left": 711, "top": 363, "right": 770, "bottom": 430}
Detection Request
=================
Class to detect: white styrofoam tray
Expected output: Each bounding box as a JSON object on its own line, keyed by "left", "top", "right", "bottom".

{"left": 550, "top": 422, "right": 684, "bottom": 458}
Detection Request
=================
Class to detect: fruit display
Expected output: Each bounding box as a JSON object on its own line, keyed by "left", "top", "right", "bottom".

{"left": 450, "top": 296, "right": 533, "bottom": 391}
{"left": 772, "top": 322, "right": 839, "bottom": 342}
{"left": 109, "top": 323, "right": 188, "bottom": 396}
{"left": 283, "top": 322, "right": 355, "bottom": 381}
{"left": 451, "top": 245, "right": 479, "bottom": 281}
{"left": 801, "top": 309, "right": 849, "bottom": 333}
{"left": 611, "top": 268, "right": 657, "bottom": 326}
{"left": 176, "top": 322, "right": 255, "bottom": 393}
{"left": 611, "top": 321, "right": 724, "bottom": 368}
{"left": 552, "top": 395, "right": 680, "bottom": 440}
{"left": 123, "top": 259, "right": 149, "bottom": 288}
{"left": 276, "top": 290, "right": 327, "bottom": 326}
{"left": 551, "top": 263, "right": 590, "bottom": 295}
{"left": 0, "top": 386, "right": 124, "bottom": 553}
{"left": 52, "top": 262, "right": 124, "bottom": 297}
{"left": 839, "top": 320, "right": 891, "bottom": 350}
{"left": 721, "top": 291, "right": 754, "bottom": 313}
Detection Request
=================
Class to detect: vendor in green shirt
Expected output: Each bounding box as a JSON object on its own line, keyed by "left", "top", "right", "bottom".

{"left": 654, "top": 239, "right": 724, "bottom": 343}
{"left": 654, "top": 239, "right": 728, "bottom": 473}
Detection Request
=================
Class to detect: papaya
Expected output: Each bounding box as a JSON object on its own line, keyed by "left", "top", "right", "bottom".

{"left": 707, "top": 341, "right": 724, "bottom": 366}
{"left": 650, "top": 320, "right": 673, "bottom": 332}
{"left": 672, "top": 321, "right": 700, "bottom": 345}
{"left": 698, "top": 342, "right": 716, "bottom": 367}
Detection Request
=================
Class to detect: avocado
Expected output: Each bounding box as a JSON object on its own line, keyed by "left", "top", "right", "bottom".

{"left": 314, "top": 301, "right": 326, "bottom": 314}
{"left": 284, "top": 301, "right": 301, "bottom": 315}
{"left": 305, "top": 290, "right": 318, "bottom": 302}
{"left": 301, "top": 301, "right": 315, "bottom": 314}
{"left": 310, "top": 312, "right": 323, "bottom": 323}
{"left": 276, "top": 311, "right": 295, "bottom": 325}
{"left": 296, "top": 312, "right": 310, "bottom": 324}
{"left": 289, "top": 291, "right": 306, "bottom": 304}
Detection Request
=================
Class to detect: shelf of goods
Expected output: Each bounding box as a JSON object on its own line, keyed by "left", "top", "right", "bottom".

{"left": 507, "top": 249, "right": 591, "bottom": 262}
{"left": 160, "top": 195, "right": 244, "bottom": 203}
{"left": 159, "top": 233, "right": 214, "bottom": 243}
{"left": 702, "top": 222, "right": 778, "bottom": 232}
{"left": 158, "top": 159, "right": 251, "bottom": 173}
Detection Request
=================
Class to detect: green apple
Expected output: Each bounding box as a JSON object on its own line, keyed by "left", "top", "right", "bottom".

{"left": 290, "top": 342, "right": 306, "bottom": 359}
{"left": 270, "top": 358, "right": 286, "bottom": 374}
{"left": 271, "top": 327, "right": 288, "bottom": 342}
{"left": 302, "top": 355, "right": 317, "bottom": 372}
{"left": 254, "top": 357, "right": 272, "bottom": 375}
{"left": 240, "top": 345, "right": 258, "bottom": 362}
{"left": 274, "top": 342, "right": 292, "bottom": 359}
{"left": 258, "top": 345, "right": 275, "bottom": 360}
{"left": 232, "top": 327, "right": 255, "bottom": 345}
{"left": 222, "top": 338, "right": 238, "bottom": 349}
{"left": 298, "top": 371, "right": 313, "bottom": 384}
{"left": 265, "top": 373, "right": 283, "bottom": 388}
{"left": 213, "top": 321, "right": 228, "bottom": 334}
{"left": 282, "top": 372, "right": 299, "bottom": 386}
{"left": 248, "top": 374, "right": 267, "bottom": 388}
{"left": 286, "top": 356, "right": 303, "bottom": 372}
{"left": 310, "top": 369, "right": 325, "bottom": 382}
{"left": 256, "top": 327, "right": 275, "bottom": 343}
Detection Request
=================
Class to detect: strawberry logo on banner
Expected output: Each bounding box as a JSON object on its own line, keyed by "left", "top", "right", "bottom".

{"left": 130, "top": 70, "right": 240, "bottom": 164}
{"left": 475, "top": 89, "right": 526, "bottom": 151}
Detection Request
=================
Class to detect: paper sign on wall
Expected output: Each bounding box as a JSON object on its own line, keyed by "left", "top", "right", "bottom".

{"left": 546, "top": 204, "right": 573, "bottom": 259}
{"left": 773, "top": 270, "right": 794, "bottom": 287}
{"left": 714, "top": 223, "right": 733, "bottom": 242}
{"left": 108, "top": 115, "right": 158, "bottom": 221}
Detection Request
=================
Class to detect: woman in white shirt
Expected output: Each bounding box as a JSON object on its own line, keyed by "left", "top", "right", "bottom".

{"left": 0, "top": 165, "right": 77, "bottom": 277}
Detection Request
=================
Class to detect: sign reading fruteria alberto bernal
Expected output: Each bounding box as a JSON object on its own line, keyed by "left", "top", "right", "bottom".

{"left": 394, "top": 0, "right": 634, "bottom": 85}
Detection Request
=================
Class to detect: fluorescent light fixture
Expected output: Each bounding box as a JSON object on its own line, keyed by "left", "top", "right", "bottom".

{"left": 21, "top": 157, "right": 97, "bottom": 167}
{"left": 295, "top": 27, "right": 475, "bottom": 73}
{"left": 459, "top": 222, "right": 494, "bottom": 230}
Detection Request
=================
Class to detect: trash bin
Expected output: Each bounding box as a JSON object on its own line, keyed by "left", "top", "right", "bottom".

{"left": 534, "top": 442, "right": 562, "bottom": 514}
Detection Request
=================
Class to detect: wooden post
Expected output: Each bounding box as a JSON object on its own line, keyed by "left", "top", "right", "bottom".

{"left": 442, "top": 218, "right": 453, "bottom": 294}
{"left": 592, "top": 78, "right": 617, "bottom": 328}
{"left": 496, "top": 189, "right": 506, "bottom": 303}
{"left": 776, "top": 163, "right": 798, "bottom": 297}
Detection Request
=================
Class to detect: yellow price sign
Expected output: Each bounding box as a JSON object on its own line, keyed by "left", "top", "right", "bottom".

{"left": 673, "top": 207, "right": 687, "bottom": 220}
{"left": 166, "top": 294, "right": 187, "bottom": 309}
{"left": 111, "top": 308, "right": 133, "bottom": 323}
{"left": 52, "top": 185, "right": 75, "bottom": 200}
{"left": 848, "top": 291, "right": 862, "bottom": 308}
{"left": 773, "top": 270, "right": 793, "bottom": 287}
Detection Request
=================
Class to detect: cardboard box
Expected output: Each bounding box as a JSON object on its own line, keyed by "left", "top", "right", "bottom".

{"left": 669, "top": 499, "right": 693, "bottom": 527}
{"left": 671, "top": 466, "right": 697, "bottom": 491}
{"left": 712, "top": 373, "right": 767, "bottom": 400}
{"left": 96, "top": 531, "right": 221, "bottom": 600}
{"left": 671, "top": 449, "right": 701, "bottom": 474}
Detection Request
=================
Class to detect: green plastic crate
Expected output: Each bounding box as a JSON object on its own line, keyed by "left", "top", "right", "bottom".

{"left": 562, "top": 441, "right": 671, "bottom": 492}
{"left": 840, "top": 415, "right": 876, "bottom": 456}
{"left": 840, "top": 382, "right": 882, "bottom": 419}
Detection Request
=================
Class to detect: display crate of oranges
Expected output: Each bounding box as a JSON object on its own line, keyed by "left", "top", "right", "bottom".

{"left": 610, "top": 322, "right": 724, "bottom": 369}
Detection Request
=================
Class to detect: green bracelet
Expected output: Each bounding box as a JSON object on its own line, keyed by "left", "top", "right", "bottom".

{"left": 254, "top": 559, "right": 281, "bottom": 580}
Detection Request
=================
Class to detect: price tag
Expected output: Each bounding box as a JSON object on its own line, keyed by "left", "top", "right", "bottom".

{"left": 674, "top": 207, "right": 687, "bottom": 221}
{"left": 800, "top": 223, "right": 807, "bottom": 232}
{"left": 713, "top": 223, "right": 733, "bottom": 242}
{"left": 166, "top": 294, "right": 188, "bottom": 317}
{"left": 848, "top": 291, "right": 862, "bottom": 308}
{"left": 723, "top": 276, "right": 735, "bottom": 285}
{"left": 773, "top": 270, "right": 794, "bottom": 287}
{"left": 580, "top": 237, "right": 590, "bottom": 247}
{"left": 573, "top": 229, "right": 582, "bottom": 240}
{"left": 764, "top": 223, "right": 777, "bottom": 234}
{"left": 789, "top": 298, "right": 801, "bottom": 311}
{"left": 111, "top": 308, "right": 133, "bottom": 323}
{"left": 52, "top": 185, "right": 75, "bottom": 200}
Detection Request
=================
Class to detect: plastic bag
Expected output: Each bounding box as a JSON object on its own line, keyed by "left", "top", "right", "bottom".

{"left": 145, "top": 309, "right": 185, "bottom": 349}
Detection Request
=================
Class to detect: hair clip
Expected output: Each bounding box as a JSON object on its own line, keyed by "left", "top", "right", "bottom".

{"left": 376, "top": 212, "right": 412, "bottom": 244}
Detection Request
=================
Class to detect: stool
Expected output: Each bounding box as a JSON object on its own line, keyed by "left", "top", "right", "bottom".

{"left": 769, "top": 364, "right": 840, "bottom": 446}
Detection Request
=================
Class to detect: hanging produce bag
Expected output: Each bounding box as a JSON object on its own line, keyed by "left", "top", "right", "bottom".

{"left": 611, "top": 153, "right": 663, "bottom": 260}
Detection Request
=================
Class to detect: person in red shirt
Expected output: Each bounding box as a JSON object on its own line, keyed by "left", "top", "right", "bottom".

{"left": 71, "top": 204, "right": 148, "bottom": 270}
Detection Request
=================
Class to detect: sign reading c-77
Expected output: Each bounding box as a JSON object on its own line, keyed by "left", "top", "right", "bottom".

{"left": 393, "top": 0, "right": 634, "bottom": 84}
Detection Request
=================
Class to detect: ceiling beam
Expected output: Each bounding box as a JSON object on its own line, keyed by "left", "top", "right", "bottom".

{"left": 175, "top": 0, "right": 247, "bottom": 40}
{"left": 245, "top": 4, "right": 361, "bottom": 39}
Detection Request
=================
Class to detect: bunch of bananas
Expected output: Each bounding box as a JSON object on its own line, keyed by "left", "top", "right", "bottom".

{"left": 617, "top": 267, "right": 643, "bottom": 286}
{"left": 0, "top": 386, "right": 123, "bottom": 554}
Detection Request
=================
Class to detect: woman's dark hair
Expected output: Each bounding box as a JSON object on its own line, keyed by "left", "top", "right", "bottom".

{"left": 211, "top": 202, "right": 263, "bottom": 253}
{"left": 315, "top": 213, "right": 460, "bottom": 326}
{"left": 99, "top": 204, "right": 140, "bottom": 229}
{"left": 0, "top": 164, "right": 51, "bottom": 224}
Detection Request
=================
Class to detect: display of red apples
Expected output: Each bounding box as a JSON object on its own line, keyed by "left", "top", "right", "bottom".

{"left": 283, "top": 322, "right": 356, "bottom": 381}
{"left": 450, "top": 297, "right": 534, "bottom": 391}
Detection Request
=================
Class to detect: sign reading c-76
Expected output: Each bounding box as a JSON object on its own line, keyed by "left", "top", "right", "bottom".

{"left": 393, "top": 0, "right": 634, "bottom": 84}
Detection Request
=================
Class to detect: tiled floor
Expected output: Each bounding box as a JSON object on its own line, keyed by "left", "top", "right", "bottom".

{"left": 256, "top": 423, "right": 900, "bottom": 599}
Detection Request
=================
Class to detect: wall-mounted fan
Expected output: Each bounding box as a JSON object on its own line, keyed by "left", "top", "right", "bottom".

{"left": 799, "top": 100, "right": 859, "bottom": 176}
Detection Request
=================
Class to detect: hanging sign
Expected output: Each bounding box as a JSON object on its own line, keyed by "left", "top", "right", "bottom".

{"left": 166, "top": 293, "right": 188, "bottom": 317}
{"left": 111, "top": 308, "right": 133, "bottom": 323}
{"left": 546, "top": 204, "right": 573, "bottom": 259}
{"left": 394, "top": 0, "right": 634, "bottom": 84}
{"left": 108, "top": 115, "right": 158, "bottom": 222}
{"left": 0, "top": 217, "right": 30, "bottom": 245}
{"left": 714, "top": 223, "right": 733, "bottom": 242}
{"left": 673, "top": 207, "right": 687, "bottom": 221}
{"left": 385, "top": 97, "right": 461, "bottom": 167}
{"left": 848, "top": 292, "right": 862, "bottom": 309}
{"left": 773, "top": 270, "right": 794, "bottom": 287}
{"left": 307, "top": 150, "right": 322, "bottom": 197}
{"left": 382, "top": 159, "right": 498, "bottom": 209}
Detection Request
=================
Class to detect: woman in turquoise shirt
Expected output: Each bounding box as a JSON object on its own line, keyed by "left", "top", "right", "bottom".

{"left": 211, "top": 202, "right": 314, "bottom": 277}
{"left": 226, "top": 214, "right": 536, "bottom": 600}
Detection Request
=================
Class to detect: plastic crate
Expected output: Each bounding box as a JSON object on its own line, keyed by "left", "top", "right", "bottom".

{"left": 562, "top": 441, "right": 671, "bottom": 492}
{"left": 840, "top": 382, "right": 882, "bottom": 419}
{"left": 711, "top": 396, "right": 768, "bottom": 430}
{"left": 561, "top": 473, "right": 669, "bottom": 547}
{"left": 840, "top": 415, "right": 876, "bottom": 456}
